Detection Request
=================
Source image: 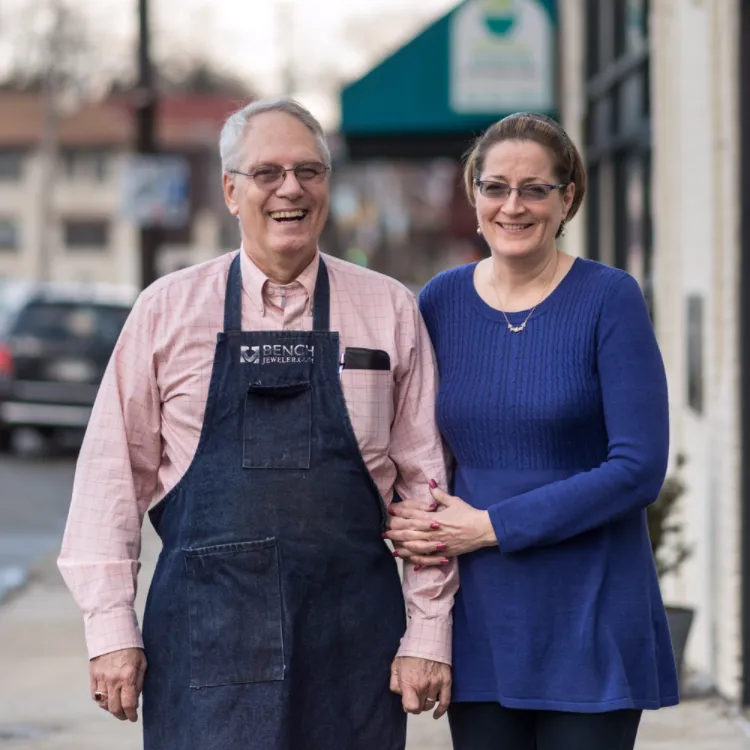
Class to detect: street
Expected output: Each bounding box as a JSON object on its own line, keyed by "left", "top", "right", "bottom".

{"left": 0, "top": 451, "right": 76, "bottom": 602}
{"left": 1, "top": 452, "right": 750, "bottom": 748}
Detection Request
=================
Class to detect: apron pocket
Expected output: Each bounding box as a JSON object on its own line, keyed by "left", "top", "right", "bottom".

{"left": 244, "top": 381, "right": 311, "bottom": 469}
{"left": 184, "top": 538, "right": 285, "bottom": 687}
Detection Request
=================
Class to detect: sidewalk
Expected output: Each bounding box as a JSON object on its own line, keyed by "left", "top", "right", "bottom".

{"left": 2, "top": 523, "right": 749, "bottom": 749}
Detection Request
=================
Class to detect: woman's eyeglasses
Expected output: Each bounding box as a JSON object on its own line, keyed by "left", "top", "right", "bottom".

{"left": 474, "top": 180, "right": 569, "bottom": 202}
{"left": 228, "top": 162, "right": 330, "bottom": 190}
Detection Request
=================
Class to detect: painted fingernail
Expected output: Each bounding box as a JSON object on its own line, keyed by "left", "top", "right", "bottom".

{"left": 436, "top": 543, "right": 447, "bottom": 551}
{"left": 429, "top": 479, "right": 438, "bottom": 489}
{"left": 388, "top": 508, "right": 396, "bottom": 516}
{"left": 429, "top": 503, "right": 438, "bottom": 510}
{"left": 382, "top": 532, "right": 390, "bottom": 539}
{"left": 414, "top": 565, "right": 422, "bottom": 572}
{"left": 393, "top": 550, "right": 400, "bottom": 558}
{"left": 430, "top": 522, "right": 441, "bottom": 530}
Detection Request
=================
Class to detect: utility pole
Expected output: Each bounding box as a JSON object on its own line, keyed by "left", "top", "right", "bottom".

{"left": 136, "top": 0, "right": 159, "bottom": 289}
{"left": 36, "top": 0, "right": 62, "bottom": 283}
{"left": 276, "top": 0, "right": 295, "bottom": 97}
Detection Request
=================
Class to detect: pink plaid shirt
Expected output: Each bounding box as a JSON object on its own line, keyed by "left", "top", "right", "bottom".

{"left": 59, "top": 249, "right": 457, "bottom": 665}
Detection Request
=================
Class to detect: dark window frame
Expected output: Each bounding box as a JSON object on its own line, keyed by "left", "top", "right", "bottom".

{"left": 0, "top": 218, "right": 19, "bottom": 251}
{"left": 63, "top": 219, "right": 110, "bottom": 251}
{"left": 585, "top": 0, "right": 653, "bottom": 315}
{"left": 739, "top": 0, "right": 750, "bottom": 709}
{"left": 0, "top": 149, "right": 25, "bottom": 181}
{"left": 61, "top": 149, "right": 109, "bottom": 182}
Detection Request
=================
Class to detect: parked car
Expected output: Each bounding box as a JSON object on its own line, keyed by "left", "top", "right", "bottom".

{"left": 0, "top": 280, "right": 137, "bottom": 452}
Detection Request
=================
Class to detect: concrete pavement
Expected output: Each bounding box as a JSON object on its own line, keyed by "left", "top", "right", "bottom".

{"left": 2, "top": 521, "right": 750, "bottom": 749}
{"left": 0, "top": 454, "right": 75, "bottom": 604}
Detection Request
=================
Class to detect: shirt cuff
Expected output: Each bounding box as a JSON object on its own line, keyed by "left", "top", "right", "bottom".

{"left": 84, "top": 608, "right": 144, "bottom": 660}
{"left": 396, "top": 616, "right": 452, "bottom": 665}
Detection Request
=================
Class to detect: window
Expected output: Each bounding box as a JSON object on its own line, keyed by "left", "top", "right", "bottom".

{"left": 61, "top": 150, "right": 109, "bottom": 182}
{"left": 686, "top": 295, "right": 704, "bottom": 414}
{"left": 585, "top": 0, "right": 653, "bottom": 314}
{"left": 622, "top": 0, "right": 648, "bottom": 55}
{"left": 0, "top": 219, "right": 18, "bottom": 251}
{"left": 0, "top": 150, "right": 24, "bottom": 181}
{"left": 63, "top": 220, "right": 110, "bottom": 250}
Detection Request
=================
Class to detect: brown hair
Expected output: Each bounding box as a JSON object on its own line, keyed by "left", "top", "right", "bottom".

{"left": 463, "top": 112, "right": 587, "bottom": 238}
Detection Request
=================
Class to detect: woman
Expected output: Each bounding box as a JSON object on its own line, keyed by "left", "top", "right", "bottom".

{"left": 386, "top": 112, "right": 678, "bottom": 750}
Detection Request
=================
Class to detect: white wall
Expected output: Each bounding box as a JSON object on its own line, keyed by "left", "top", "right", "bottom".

{"left": 558, "top": 0, "right": 587, "bottom": 259}
{"left": 651, "top": 0, "right": 742, "bottom": 700}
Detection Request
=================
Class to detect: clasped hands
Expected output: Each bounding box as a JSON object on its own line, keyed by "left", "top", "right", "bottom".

{"left": 387, "top": 482, "right": 496, "bottom": 717}
{"left": 384, "top": 481, "right": 497, "bottom": 568}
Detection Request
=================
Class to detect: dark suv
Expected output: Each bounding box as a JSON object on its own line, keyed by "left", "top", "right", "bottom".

{"left": 0, "top": 280, "right": 135, "bottom": 452}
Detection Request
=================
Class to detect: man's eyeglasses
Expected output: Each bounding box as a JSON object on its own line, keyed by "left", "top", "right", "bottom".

{"left": 227, "top": 162, "right": 330, "bottom": 190}
{"left": 474, "top": 180, "right": 569, "bottom": 202}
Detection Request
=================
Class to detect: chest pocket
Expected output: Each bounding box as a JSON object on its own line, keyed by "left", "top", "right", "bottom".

{"left": 244, "top": 381, "right": 311, "bottom": 469}
{"left": 340, "top": 370, "right": 394, "bottom": 455}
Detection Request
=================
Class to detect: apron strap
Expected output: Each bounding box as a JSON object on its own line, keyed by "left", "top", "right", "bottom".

{"left": 223, "top": 252, "right": 331, "bottom": 333}
{"left": 312, "top": 258, "right": 330, "bottom": 332}
{"left": 224, "top": 253, "right": 243, "bottom": 333}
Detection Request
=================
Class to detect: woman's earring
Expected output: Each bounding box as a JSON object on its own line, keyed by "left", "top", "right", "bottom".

{"left": 476, "top": 225, "right": 482, "bottom": 235}
{"left": 559, "top": 219, "right": 567, "bottom": 237}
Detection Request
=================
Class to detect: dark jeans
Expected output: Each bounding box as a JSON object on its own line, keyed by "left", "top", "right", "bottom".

{"left": 448, "top": 702, "right": 642, "bottom": 750}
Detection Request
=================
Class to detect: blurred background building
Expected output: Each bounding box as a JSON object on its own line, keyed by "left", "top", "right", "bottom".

{"left": 0, "top": 90, "right": 242, "bottom": 285}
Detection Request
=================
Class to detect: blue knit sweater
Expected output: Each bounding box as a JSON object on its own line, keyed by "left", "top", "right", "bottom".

{"left": 418, "top": 258, "right": 679, "bottom": 712}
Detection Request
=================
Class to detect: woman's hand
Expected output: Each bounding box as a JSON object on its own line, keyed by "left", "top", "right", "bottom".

{"left": 386, "top": 483, "right": 497, "bottom": 567}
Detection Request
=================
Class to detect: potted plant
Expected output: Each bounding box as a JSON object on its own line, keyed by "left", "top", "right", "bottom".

{"left": 647, "top": 453, "right": 694, "bottom": 683}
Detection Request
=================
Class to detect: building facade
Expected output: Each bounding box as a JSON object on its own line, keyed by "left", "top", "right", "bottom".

{"left": 0, "top": 92, "right": 242, "bottom": 289}
{"left": 561, "top": 0, "right": 745, "bottom": 701}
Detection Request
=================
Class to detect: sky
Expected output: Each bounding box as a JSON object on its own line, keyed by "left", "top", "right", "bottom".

{"left": 0, "top": 0, "right": 459, "bottom": 128}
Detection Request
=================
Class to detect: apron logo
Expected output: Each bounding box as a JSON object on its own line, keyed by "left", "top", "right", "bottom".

{"left": 240, "top": 344, "right": 314, "bottom": 365}
{"left": 240, "top": 346, "right": 261, "bottom": 364}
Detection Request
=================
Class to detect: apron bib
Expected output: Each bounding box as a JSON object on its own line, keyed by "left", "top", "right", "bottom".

{"left": 141, "top": 254, "right": 406, "bottom": 750}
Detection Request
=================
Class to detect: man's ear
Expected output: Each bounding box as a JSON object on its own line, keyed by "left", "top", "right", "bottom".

{"left": 222, "top": 173, "right": 240, "bottom": 217}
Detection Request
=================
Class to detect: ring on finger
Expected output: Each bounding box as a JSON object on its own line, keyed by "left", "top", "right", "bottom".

{"left": 93, "top": 691, "right": 108, "bottom": 703}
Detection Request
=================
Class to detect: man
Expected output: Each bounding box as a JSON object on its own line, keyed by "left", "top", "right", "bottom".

{"left": 59, "top": 98, "right": 457, "bottom": 750}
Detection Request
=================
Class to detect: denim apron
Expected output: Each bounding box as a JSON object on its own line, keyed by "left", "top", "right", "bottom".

{"left": 141, "top": 254, "right": 407, "bottom": 750}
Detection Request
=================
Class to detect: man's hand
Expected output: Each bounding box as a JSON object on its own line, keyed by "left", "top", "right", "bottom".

{"left": 89, "top": 647, "right": 147, "bottom": 722}
{"left": 390, "top": 656, "right": 451, "bottom": 719}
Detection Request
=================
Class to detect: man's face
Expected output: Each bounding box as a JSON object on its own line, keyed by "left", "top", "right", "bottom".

{"left": 223, "top": 111, "right": 330, "bottom": 266}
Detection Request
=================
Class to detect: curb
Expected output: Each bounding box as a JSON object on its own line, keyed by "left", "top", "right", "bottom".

{"left": 0, "top": 548, "right": 61, "bottom": 607}
{"left": 0, "top": 565, "right": 28, "bottom": 605}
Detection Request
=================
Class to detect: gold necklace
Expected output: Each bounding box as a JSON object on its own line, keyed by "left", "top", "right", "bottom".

{"left": 490, "top": 253, "right": 559, "bottom": 334}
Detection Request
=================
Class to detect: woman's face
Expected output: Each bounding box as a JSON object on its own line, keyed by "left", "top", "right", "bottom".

{"left": 475, "top": 139, "right": 575, "bottom": 261}
{"left": 223, "top": 111, "right": 330, "bottom": 265}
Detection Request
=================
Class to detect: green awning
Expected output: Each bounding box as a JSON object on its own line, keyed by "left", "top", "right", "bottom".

{"left": 341, "top": 0, "right": 558, "bottom": 156}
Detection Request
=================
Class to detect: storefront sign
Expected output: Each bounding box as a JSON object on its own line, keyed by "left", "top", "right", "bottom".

{"left": 450, "top": 0, "right": 556, "bottom": 114}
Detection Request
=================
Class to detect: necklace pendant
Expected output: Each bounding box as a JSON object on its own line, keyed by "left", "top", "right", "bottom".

{"left": 507, "top": 322, "right": 526, "bottom": 333}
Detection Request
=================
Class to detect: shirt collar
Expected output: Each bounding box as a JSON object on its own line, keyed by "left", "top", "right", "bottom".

{"left": 239, "top": 247, "right": 320, "bottom": 315}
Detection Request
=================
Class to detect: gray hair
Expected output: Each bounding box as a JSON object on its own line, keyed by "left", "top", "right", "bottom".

{"left": 219, "top": 98, "right": 331, "bottom": 173}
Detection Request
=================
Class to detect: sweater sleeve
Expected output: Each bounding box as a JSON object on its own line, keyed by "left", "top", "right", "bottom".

{"left": 489, "top": 273, "right": 669, "bottom": 553}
